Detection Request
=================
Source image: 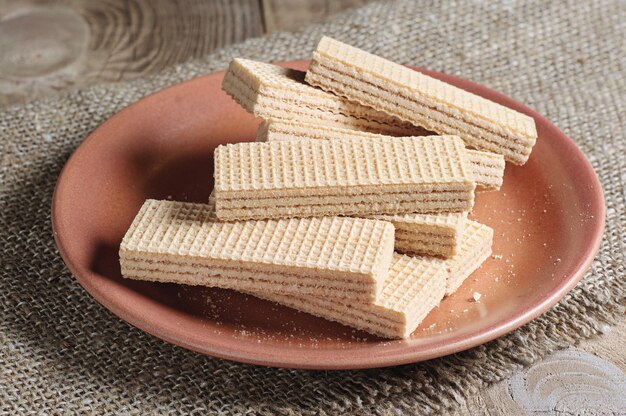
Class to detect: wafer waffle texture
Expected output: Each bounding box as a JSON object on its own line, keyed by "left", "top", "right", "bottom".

{"left": 372, "top": 211, "right": 467, "bottom": 258}
{"left": 221, "top": 58, "right": 427, "bottom": 136}
{"left": 213, "top": 137, "right": 476, "bottom": 221}
{"left": 257, "top": 119, "right": 505, "bottom": 190}
{"left": 247, "top": 220, "right": 493, "bottom": 339}
{"left": 444, "top": 220, "right": 493, "bottom": 295}
{"left": 248, "top": 253, "right": 447, "bottom": 339}
{"left": 208, "top": 192, "right": 466, "bottom": 258}
{"left": 305, "top": 36, "right": 537, "bottom": 165}
{"left": 256, "top": 118, "right": 389, "bottom": 142}
{"left": 465, "top": 149, "right": 505, "bottom": 190}
{"left": 119, "top": 200, "right": 395, "bottom": 302}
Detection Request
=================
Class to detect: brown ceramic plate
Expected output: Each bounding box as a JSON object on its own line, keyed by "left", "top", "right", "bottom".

{"left": 52, "top": 60, "right": 605, "bottom": 370}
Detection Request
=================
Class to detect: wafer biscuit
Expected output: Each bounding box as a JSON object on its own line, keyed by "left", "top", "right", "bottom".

{"left": 222, "top": 58, "right": 426, "bottom": 136}
{"left": 305, "top": 37, "right": 537, "bottom": 165}
{"left": 256, "top": 119, "right": 388, "bottom": 142}
{"left": 258, "top": 119, "right": 505, "bottom": 190}
{"left": 371, "top": 212, "right": 467, "bottom": 257}
{"left": 213, "top": 137, "right": 476, "bottom": 220}
{"left": 466, "top": 149, "right": 505, "bottom": 190}
{"left": 444, "top": 220, "right": 493, "bottom": 295}
{"left": 247, "top": 220, "right": 492, "bottom": 339}
{"left": 119, "top": 200, "right": 395, "bottom": 301}
{"left": 248, "top": 253, "right": 447, "bottom": 339}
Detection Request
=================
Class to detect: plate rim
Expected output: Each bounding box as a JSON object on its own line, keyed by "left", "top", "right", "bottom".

{"left": 51, "top": 60, "right": 606, "bottom": 370}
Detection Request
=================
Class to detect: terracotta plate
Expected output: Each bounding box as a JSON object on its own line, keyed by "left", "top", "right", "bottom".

{"left": 52, "top": 61, "right": 605, "bottom": 369}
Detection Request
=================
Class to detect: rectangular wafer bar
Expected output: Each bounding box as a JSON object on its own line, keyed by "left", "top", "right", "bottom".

{"left": 119, "top": 200, "right": 395, "bottom": 301}
{"left": 258, "top": 119, "right": 505, "bottom": 190}
{"left": 305, "top": 37, "right": 537, "bottom": 165}
{"left": 222, "top": 58, "right": 426, "bottom": 136}
{"left": 246, "top": 220, "right": 493, "bottom": 339}
{"left": 247, "top": 252, "right": 447, "bottom": 339}
{"left": 213, "top": 137, "right": 476, "bottom": 220}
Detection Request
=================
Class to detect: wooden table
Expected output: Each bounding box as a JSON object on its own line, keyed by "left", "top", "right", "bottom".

{"left": 0, "top": 0, "right": 369, "bottom": 106}
{"left": 1, "top": 1, "right": 624, "bottom": 413}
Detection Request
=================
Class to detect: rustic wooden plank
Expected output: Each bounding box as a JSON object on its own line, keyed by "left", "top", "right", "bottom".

{"left": 261, "top": 0, "right": 373, "bottom": 33}
{"left": 0, "top": 0, "right": 265, "bottom": 107}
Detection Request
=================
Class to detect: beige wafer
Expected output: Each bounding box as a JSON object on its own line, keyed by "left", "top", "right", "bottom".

{"left": 466, "top": 149, "right": 505, "bottom": 190}
{"left": 207, "top": 193, "right": 465, "bottom": 258}
{"left": 247, "top": 252, "right": 447, "bottom": 339}
{"left": 444, "top": 220, "right": 493, "bottom": 295}
{"left": 213, "top": 137, "right": 476, "bottom": 220}
{"left": 119, "top": 200, "right": 395, "bottom": 301}
{"left": 371, "top": 212, "right": 468, "bottom": 258}
{"left": 256, "top": 119, "right": 390, "bottom": 142}
{"left": 305, "top": 37, "right": 537, "bottom": 165}
{"left": 258, "top": 119, "right": 505, "bottom": 190}
{"left": 247, "top": 220, "right": 492, "bottom": 339}
{"left": 222, "top": 58, "right": 426, "bottom": 136}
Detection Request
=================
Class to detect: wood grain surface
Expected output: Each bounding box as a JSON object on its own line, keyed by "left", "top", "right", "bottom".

{"left": 0, "top": 0, "right": 265, "bottom": 106}
{"left": 0, "top": 0, "right": 373, "bottom": 106}
{"left": 262, "top": 0, "right": 371, "bottom": 33}
{"left": 1, "top": 1, "right": 624, "bottom": 414}
{"left": 453, "top": 318, "right": 626, "bottom": 415}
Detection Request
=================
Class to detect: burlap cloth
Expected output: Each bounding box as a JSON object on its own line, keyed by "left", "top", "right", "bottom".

{"left": 1, "top": 1, "right": 624, "bottom": 414}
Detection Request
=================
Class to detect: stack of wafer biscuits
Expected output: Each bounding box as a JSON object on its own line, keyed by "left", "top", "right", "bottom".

{"left": 207, "top": 194, "right": 466, "bottom": 258}
{"left": 119, "top": 37, "right": 534, "bottom": 339}
{"left": 249, "top": 220, "right": 491, "bottom": 338}
{"left": 222, "top": 58, "right": 426, "bottom": 136}
{"left": 120, "top": 200, "right": 492, "bottom": 339}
